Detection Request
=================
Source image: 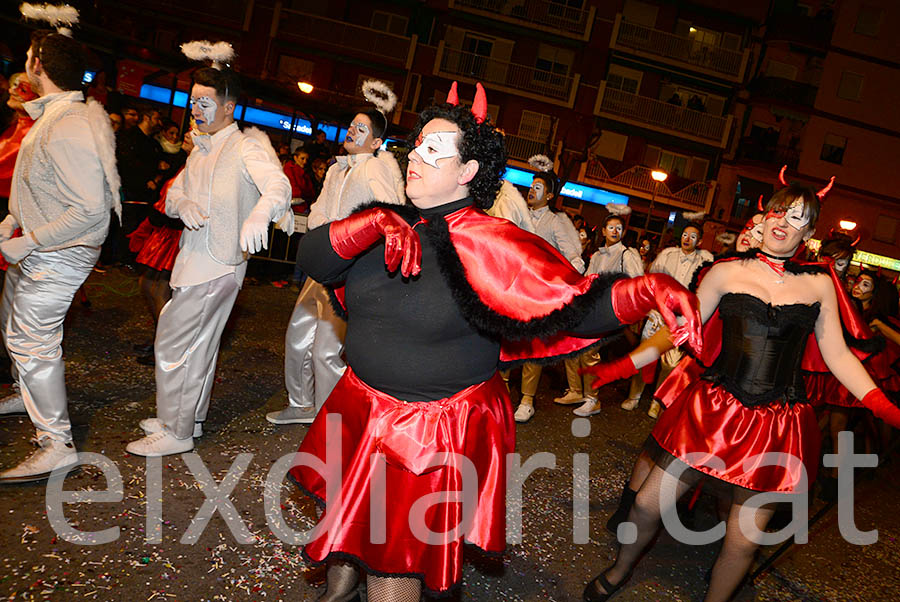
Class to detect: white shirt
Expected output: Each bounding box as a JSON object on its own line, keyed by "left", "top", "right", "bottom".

{"left": 529, "top": 205, "right": 585, "bottom": 273}
{"left": 587, "top": 241, "right": 644, "bottom": 277}
{"left": 167, "top": 123, "right": 292, "bottom": 288}
{"left": 650, "top": 246, "right": 714, "bottom": 287}
{"left": 307, "top": 152, "right": 404, "bottom": 230}
{"left": 487, "top": 181, "right": 535, "bottom": 233}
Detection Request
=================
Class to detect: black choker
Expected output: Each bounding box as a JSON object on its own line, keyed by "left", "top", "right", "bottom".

{"left": 756, "top": 249, "right": 794, "bottom": 261}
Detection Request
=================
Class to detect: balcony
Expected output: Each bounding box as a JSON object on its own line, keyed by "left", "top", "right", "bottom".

{"left": 581, "top": 161, "right": 715, "bottom": 212}
{"left": 277, "top": 8, "right": 416, "bottom": 68}
{"left": 448, "top": 0, "right": 595, "bottom": 41}
{"left": 594, "top": 82, "right": 733, "bottom": 148}
{"left": 610, "top": 15, "right": 749, "bottom": 83}
{"left": 435, "top": 42, "right": 580, "bottom": 108}
{"left": 736, "top": 137, "right": 800, "bottom": 170}
{"left": 748, "top": 76, "right": 818, "bottom": 109}
{"left": 505, "top": 133, "right": 550, "bottom": 162}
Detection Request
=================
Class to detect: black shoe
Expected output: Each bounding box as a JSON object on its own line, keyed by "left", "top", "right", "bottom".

{"left": 606, "top": 486, "right": 637, "bottom": 535}
{"left": 133, "top": 343, "right": 153, "bottom": 355}
{"left": 136, "top": 354, "right": 155, "bottom": 366}
{"left": 583, "top": 570, "right": 629, "bottom": 602}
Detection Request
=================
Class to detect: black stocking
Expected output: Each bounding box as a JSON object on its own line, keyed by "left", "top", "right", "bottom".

{"left": 366, "top": 575, "right": 422, "bottom": 602}
{"left": 317, "top": 561, "right": 359, "bottom": 602}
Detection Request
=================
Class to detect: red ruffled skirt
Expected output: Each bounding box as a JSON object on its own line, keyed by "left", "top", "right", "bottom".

{"left": 289, "top": 368, "right": 515, "bottom": 594}
{"left": 652, "top": 378, "right": 820, "bottom": 493}
{"left": 804, "top": 372, "right": 856, "bottom": 408}
{"left": 128, "top": 218, "right": 182, "bottom": 272}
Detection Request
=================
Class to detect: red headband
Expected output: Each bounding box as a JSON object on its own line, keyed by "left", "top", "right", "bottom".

{"left": 778, "top": 165, "right": 835, "bottom": 199}
{"left": 445, "top": 81, "right": 488, "bottom": 124}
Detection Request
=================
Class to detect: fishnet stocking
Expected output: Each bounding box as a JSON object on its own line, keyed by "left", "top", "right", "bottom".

{"left": 317, "top": 561, "right": 359, "bottom": 602}
{"left": 366, "top": 575, "right": 422, "bottom": 602}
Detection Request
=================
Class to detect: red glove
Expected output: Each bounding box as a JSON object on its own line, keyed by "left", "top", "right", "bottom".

{"left": 329, "top": 208, "right": 422, "bottom": 278}
{"left": 610, "top": 274, "right": 703, "bottom": 356}
{"left": 580, "top": 355, "right": 638, "bottom": 391}
{"left": 860, "top": 388, "right": 900, "bottom": 429}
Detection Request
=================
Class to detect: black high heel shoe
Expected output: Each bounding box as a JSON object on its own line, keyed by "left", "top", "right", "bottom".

{"left": 583, "top": 570, "right": 629, "bottom": 602}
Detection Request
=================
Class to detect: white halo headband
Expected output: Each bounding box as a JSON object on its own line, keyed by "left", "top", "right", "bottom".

{"left": 20, "top": 2, "right": 79, "bottom": 37}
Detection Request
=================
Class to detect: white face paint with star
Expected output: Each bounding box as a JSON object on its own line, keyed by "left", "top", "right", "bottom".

{"left": 412, "top": 131, "right": 460, "bottom": 168}
{"left": 191, "top": 96, "right": 218, "bottom": 127}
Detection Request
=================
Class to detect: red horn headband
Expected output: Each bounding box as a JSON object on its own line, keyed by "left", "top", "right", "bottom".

{"left": 817, "top": 176, "right": 835, "bottom": 199}
{"left": 757, "top": 194, "right": 764, "bottom": 212}
{"left": 778, "top": 165, "right": 788, "bottom": 186}
{"left": 852, "top": 232, "right": 861, "bottom": 247}
{"left": 444, "top": 81, "right": 488, "bottom": 124}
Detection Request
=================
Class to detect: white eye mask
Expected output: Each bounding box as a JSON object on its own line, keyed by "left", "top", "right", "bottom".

{"left": 784, "top": 198, "right": 811, "bottom": 229}
{"left": 349, "top": 121, "right": 370, "bottom": 147}
{"left": 606, "top": 224, "right": 623, "bottom": 237}
{"left": 682, "top": 232, "right": 698, "bottom": 245}
{"left": 750, "top": 222, "right": 764, "bottom": 242}
{"left": 414, "top": 131, "right": 459, "bottom": 168}
{"left": 192, "top": 96, "right": 218, "bottom": 126}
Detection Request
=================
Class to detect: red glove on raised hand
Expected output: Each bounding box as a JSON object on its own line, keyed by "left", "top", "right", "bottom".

{"left": 860, "top": 388, "right": 900, "bottom": 429}
{"left": 610, "top": 274, "right": 703, "bottom": 356}
{"left": 328, "top": 208, "right": 422, "bottom": 278}
{"left": 580, "top": 355, "right": 638, "bottom": 391}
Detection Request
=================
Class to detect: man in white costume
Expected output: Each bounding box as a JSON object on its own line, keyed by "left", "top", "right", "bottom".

{"left": 559, "top": 206, "right": 644, "bottom": 417}
{"left": 487, "top": 179, "right": 535, "bottom": 233}
{"left": 127, "top": 58, "right": 291, "bottom": 456}
{"left": 513, "top": 157, "right": 584, "bottom": 423}
{"left": 266, "top": 83, "right": 405, "bottom": 425}
{"left": 0, "top": 27, "right": 120, "bottom": 482}
{"left": 622, "top": 218, "right": 712, "bottom": 418}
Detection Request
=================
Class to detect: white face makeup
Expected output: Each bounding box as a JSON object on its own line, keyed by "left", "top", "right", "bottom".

{"left": 834, "top": 257, "right": 850, "bottom": 274}
{"left": 681, "top": 229, "right": 699, "bottom": 252}
{"left": 604, "top": 222, "right": 623, "bottom": 245}
{"left": 191, "top": 96, "right": 218, "bottom": 127}
{"left": 412, "top": 131, "right": 460, "bottom": 168}
{"left": 641, "top": 241, "right": 650, "bottom": 254}
{"left": 852, "top": 276, "right": 875, "bottom": 300}
{"left": 347, "top": 120, "right": 370, "bottom": 147}
{"left": 784, "top": 198, "right": 811, "bottom": 229}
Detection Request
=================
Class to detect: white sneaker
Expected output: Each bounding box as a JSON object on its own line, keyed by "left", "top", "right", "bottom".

{"left": 647, "top": 400, "right": 662, "bottom": 419}
{"left": 553, "top": 389, "right": 584, "bottom": 405}
{"left": 126, "top": 429, "right": 194, "bottom": 457}
{"left": 265, "top": 406, "right": 317, "bottom": 425}
{"left": 0, "top": 437, "right": 78, "bottom": 483}
{"left": 0, "top": 392, "right": 25, "bottom": 416}
{"left": 514, "top": 403, "right": 535, "bottom": 423}
{"left": 620, "top": 397, "right": 640, "bottom": 411}
{"left": 573, "top": 397, "right": 602, "bottom": 417}
{"left": 140, "top": 417, "right": 202, "bottom": 438}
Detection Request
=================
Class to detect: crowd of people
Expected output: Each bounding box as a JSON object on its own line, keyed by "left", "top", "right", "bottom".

{"left": 1, "top": 13, "right": 900, "bottom": 602}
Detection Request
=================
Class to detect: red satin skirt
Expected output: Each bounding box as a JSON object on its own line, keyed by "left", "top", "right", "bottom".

{"left": 289, "top": 368, "right": 515, "bottom": 594}
{"left": 804, "top": 372, "right": 856, "bottom": 408}
{"left": 128, "top": 218, "right": 182, "bottom": 272}
{"left": 652, "top": 378, "right": 820, "bottom": 493}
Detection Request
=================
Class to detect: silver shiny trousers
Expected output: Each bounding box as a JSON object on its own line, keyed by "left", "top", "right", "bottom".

{"left": 6, "top": 247, "right": 99, "bottom": 443}
{"left": 154, "top": 274, "right": 240, "bottom": 439}
{"left": 284, "top": 279, "right": 346, "bottom": 410}
{"left": 1, "top": 264, "right": 21, "bottom": 382}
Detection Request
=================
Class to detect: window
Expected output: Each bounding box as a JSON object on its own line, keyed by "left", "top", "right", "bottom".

{"left": 874, "top": 215, "right": 897, "bottom": 244}
{"left": 820, "top": 133, "right": 846, "bottom": 164}
{"left": 549, "top": 0, "right": 584, "bottom": 21}
{"left": 371, "top": 11, "right": 408, "bottom": 36}
{"left": 854, "top": 5, "right": 883, "bottom": 37}
{"left": 607, "top": 65, "right": 642, "bottom": 95}
{"left": 837, "top": 71, "right": 864, "bottom": 101}
{"left": 589, "top": 130, "right": 627, "bottom": 161}
{"left": 732, "top": 177, "right": 774, "bottom": 221}
{"left": 656, "top": 149, "right": 690, "bottom": 178}
{"left": 623, "top": 0, "right": 658, "bottom": 27}
{"left": 765, "top": 60, "right": 798, "bottom": 80}
{"left": 519, "top": 110, "right": 553, "bottom": 141}
{"left": 535, "top": 44, "right": 574, "bottom": 88}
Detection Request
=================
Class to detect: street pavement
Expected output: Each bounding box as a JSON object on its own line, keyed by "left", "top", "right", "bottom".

{"left": 0, "top": 266, "right": 897, "bottom": 601}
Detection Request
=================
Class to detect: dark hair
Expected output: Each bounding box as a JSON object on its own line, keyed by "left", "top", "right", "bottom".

{"left": 856, "top": 271, "right": 898, "bottom": 320}
{"left": 30, "top": 29, "right": 85, "bottom": 91}
{"left": 683, "top": 222, "right": 703, "bottom": 236}
{"left": 409, "top": 103, "right": 506, "bottom": 209}
{"left": 603, "top": 214, "right": 626, "bottom": 229}
{"left": 765, "top": 185, "right": 820, "bottom": 228}
{"left": 532, "top": 170, "right": 560, "bottom": 199}
{"left": 192, "top": 67, "right": 241, "bottom": 102}
{"left": 818, "top": 232, "right": 854, "bottom": 261}
{"left": 359, "top": 108, "right": 388, "bottom": 141}
{"left": 293, "top": 147, "right": 309, "bottom": 157}
{"left": 139, "top": 105, "right": 159, "bottom": 121}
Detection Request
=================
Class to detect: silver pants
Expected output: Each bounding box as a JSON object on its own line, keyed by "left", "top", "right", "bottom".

{"left": 7, "top": 247, "right": 99, "bottom": 443}
{"left": 284, "top": 279, "right": 346, "bottom": 410}
{"left": 155, "top": 274, "right": 240, "bottom": 439}
{"left": 1, "top": 264, "right": 21, "bottom": 382}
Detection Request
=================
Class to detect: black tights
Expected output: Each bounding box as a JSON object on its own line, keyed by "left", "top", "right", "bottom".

{"left": 317, "top": 560, "right": 422, "bottom": 602}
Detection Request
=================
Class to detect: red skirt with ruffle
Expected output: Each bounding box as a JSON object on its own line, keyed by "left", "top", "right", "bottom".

{"left": 804, "top": 372, "right": 857, "bottom": 408}
{"left": 652, "top": 378, "right": 820, "bottom": 493}
{"left": 128, "top": 218, "right": 182, "bottom": 272}
{"left": 289, "top": 368, "right": 515, "bottom": 595}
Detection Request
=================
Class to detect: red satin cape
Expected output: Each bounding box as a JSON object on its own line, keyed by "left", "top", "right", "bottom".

{"left": 127, "top": 176, "right": 183, "bottom": 272}
{"left": 290, "top": 368, "right": 514, "bottom": 594}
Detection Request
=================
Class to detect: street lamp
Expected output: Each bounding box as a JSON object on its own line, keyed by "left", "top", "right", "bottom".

{"left": 297, "top": 82, "right": 314, "bottom": 93}
{"left": 644, "top": 170, "right": 669, "bottom": 232}
{"left": 839, "top": 220, "right": 857, "bottom": 231}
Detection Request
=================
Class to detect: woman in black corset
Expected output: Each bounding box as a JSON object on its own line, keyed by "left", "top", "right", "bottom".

{"left": 583, "top": 184, "right": 900, "bottom": 602}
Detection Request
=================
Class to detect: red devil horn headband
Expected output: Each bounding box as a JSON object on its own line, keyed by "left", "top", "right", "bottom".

{"left": 817, "top": 176, "right": 835, "bottom": 199}
{"left": 444, "top": 81, "right": 488, "bottom": 124}
{"left": 852, "top": 232, "right": 861, "bottom": 247}
{"left": 778, "top": 165, "right": 788, "bottom": 186}
{"left": 757, "top": 194, "right": 764, "bottom": 212}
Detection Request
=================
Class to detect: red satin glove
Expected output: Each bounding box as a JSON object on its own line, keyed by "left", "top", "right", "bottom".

{"left": 580, "top": 355, "right": 638, "bottom": 391}
{"left": 610, "top": 274, "right": 703, "bottom": 356}
{"left": 860, "top": 388, "right": 900, "bottom": 429}
{"left": 329, "top": 208, "right": 422, "bottom": 278}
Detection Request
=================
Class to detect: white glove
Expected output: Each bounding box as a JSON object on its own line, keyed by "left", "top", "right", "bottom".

{"left": 174, "top": 198, "right": 208, "bottom": 230}
{"left": 275, "top": 209, "right": 294, "bottom": 234}
{"left": 0, "top": 233, "right": 38, "bottom": 264}
{"left": 239, "top": 210, "right": 270, "bottom": 254}
{"left": 0, "top": 215, "right": 19, "bottom": 243}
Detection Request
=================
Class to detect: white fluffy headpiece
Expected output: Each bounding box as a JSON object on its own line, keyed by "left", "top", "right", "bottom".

{"left": 20, "top": 3, "right": 79, "bottom": 37}
{"left": 180, "top": 40, "right": 235, "bottom": 70}
{"left": 606, "top": 203, "right": 632, "bottom": 216}
{"left": 528, "top": 154, "right": 554, "bottom": 172}
{"left": 362, "top": 79, "right": 397, "bottom": 115}
{"left": 716, "top": 232, "right": 736, "bottom": 246}
{"left": 683, "top": 211, "right": 706, "bottom": 221}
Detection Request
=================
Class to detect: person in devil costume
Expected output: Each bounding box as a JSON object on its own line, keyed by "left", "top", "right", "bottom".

{"left": 287, "top": 82, "right": 703, "bottom": 601}
{"left": 580, "top": 177, "right": 900, "bottom": 602}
